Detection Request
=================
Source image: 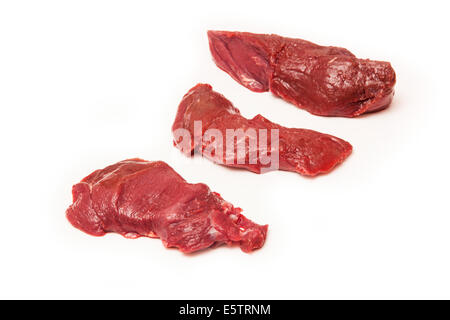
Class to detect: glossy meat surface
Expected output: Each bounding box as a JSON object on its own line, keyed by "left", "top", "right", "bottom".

{"left": 172, "top": 84, "right": 352, "bottom": 176}
{"left": 208, "top": 31, "right": 396, "bottom": 117}
{"left": 66, "top": 159, "right": 267, "bottom": 253}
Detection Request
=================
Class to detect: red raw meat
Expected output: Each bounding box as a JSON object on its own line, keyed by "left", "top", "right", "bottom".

{"left": 208, "top": 31, "right": 396, "bottom": 117}
{"left": 66, "top": 159, "right": 267, "bottom": 253}
{"left": 172, "top": 84, "right": 352, "bottom": 176}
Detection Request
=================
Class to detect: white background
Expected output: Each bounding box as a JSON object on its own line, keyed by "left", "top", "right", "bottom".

{"left": 1, "top": 0, "right": 449, "bottom": 299}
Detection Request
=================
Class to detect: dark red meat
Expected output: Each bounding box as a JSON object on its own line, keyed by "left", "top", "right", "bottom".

{"left": 172, "top": 84, "right": 352, "bottom": 176}
{"left": 66, "top": 159, "right": 267, "bottom": 253}
{"left": 208, "top": 31, "right": 396, "bottom": 117}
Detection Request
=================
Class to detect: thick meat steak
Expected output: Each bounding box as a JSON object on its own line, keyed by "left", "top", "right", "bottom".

{"left": 208, "top": 31, "right": 396, "bottom": 117}
{"left": 66, "top": 159, "right": 267, "bottom": 253}
{"left": 172, "top": 84, "right": 352, "bottom": 176}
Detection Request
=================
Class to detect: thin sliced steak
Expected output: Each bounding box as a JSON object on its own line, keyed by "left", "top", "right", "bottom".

{"left": 172, "top": 84, "right": 352, "bottom": 176}
{"left": 208, "top": 30, "right": 396, "bottom": 117}
{"left": 66, "top": 159, "right": 267, "bottom": 253}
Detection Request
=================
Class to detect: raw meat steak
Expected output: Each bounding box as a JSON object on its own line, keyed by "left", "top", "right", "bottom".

{"left": 208, "top": 31, "right": 396, "bottom": 117}
{"left": 66, "top": 159, "right": 267, "bottom": 253}
{"left": 172, "top": 84, "right": 352, "bottom": 176}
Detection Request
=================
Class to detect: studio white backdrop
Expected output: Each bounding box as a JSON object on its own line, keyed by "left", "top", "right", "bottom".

{"left": 0, "top": 0, "right": 449, "bottom": 299}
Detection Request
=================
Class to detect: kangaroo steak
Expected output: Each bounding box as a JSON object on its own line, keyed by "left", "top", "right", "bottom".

{"left": 208, "top": 31, "right": 396, "bottom": 117}
{"left": 172, "top": 84, "right": 352, "bottom": 176}
{"left": 66, "top": 159, "right": 267, "bottom": 253}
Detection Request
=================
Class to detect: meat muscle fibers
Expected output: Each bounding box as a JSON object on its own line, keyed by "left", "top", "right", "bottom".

{"left": 208, "top": 31, "right": 396, "bottom": 117}
{"left": 172, "top": 84, "right": 352, "bottom": 176}
{"left": 66, "top": 159, "right": 267, "bottom": 253}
